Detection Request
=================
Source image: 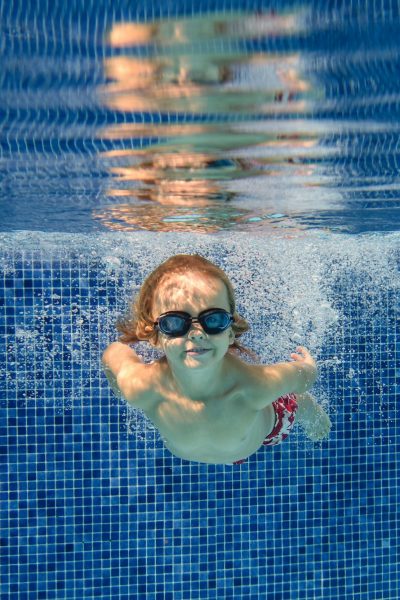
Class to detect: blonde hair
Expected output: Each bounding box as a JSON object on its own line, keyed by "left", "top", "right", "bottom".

{"left": 117, "top": 253, "right": 256, "bottom": 357}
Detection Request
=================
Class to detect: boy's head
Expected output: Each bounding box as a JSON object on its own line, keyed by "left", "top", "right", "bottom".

{"left": 149, "top": 269, "right": 235, "bottom": 368}
{"left": 117, "top": 254, "right": 250, "bottom": 357}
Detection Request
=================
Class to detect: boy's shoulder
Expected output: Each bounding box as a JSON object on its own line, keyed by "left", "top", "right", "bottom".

{"left": 118, "top": 357, "right": 165, "bottom": 409}
{"left": 228, "top": 356, "right": 286, "bottom": 408}
{"left": 226, "top": 353, "right": 266, "bottom": 389}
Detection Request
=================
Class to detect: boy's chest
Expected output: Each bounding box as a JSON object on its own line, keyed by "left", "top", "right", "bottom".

{"left": 147, "top": 389, "right": 261, "bottom": 447}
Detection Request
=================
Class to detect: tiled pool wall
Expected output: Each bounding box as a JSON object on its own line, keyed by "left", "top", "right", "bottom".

{"left": 1, "top": 235, "right": 399, "bottom": 599}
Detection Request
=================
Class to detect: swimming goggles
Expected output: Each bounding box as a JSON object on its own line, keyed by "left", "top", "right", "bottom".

{"left": 154, "top": 308, "right": 234, "bottom": 338}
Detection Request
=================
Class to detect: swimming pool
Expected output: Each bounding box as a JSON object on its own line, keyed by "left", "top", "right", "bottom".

{"left": 1, "top": 1, "right": 399, "bottom": 599}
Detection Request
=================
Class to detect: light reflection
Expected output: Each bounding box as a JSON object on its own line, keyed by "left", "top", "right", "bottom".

{"left": 100, "top": 53, "right": 311, "bottom": 115}
{"left": 93, "top": 204, "right": 249, "bottom": 233}
{"left": 96, "top": 9, "right": 323, "bottom": 233}
{"left": 106, "top": 10, "right": 308, "bottom": 47}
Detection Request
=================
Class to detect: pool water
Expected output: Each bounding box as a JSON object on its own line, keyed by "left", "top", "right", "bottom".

{"left": 1, "top": 1, "right": 400, "bottom": 599}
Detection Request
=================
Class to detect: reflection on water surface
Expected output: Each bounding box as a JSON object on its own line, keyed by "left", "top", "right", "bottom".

{"left": 96, "top": 8, "right": 323, "bottom": 233}
{"left": 2, "top": 5, "right": 400, "bottom": 234}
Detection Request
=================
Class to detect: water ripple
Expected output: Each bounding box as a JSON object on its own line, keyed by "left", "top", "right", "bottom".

{"left": 1, "top": 4, "right": 400, "bottom": 233}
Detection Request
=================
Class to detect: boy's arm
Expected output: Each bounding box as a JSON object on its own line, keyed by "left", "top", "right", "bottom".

{"left": 250, "top": 346, "right": 317, "bottom": 410}
{"left": 102, "top": 342, "right": 155, "bottom": 408}
{"left": 102, "top": 341, "right": 142, "bottom": 377}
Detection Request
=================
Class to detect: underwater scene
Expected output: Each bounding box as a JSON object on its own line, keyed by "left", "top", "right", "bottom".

{"left": 1, "top": 1, "right": 400, "bottom": 598}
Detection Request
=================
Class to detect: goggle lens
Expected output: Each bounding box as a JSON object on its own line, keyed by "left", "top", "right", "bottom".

{"left": 155, "top": 309, "right": 233, "bottom": 337}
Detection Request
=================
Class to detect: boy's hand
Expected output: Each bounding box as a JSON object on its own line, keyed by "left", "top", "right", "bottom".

{"left": 290, "top": 346, "right": 317, "bottom": 385}
{"left": 290, "top": 346, "right": 316, "bottom": 367}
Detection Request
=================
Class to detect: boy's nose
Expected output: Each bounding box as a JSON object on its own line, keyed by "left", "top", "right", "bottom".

{"left": 188, "top": 323, "right": 205, "bottom": 338}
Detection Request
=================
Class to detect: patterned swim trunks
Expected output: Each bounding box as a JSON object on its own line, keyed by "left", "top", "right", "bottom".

{"left": 233, "top": 393, "right": 298, "bottom": 464}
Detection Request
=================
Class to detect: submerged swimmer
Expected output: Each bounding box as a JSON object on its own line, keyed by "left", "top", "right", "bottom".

{"left": 102, "top": 254, "right": 331, "bottom": 465}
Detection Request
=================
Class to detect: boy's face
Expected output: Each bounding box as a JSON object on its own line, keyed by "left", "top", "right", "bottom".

{"left": 152, "top": 272, "right": 235, "bottom": 369}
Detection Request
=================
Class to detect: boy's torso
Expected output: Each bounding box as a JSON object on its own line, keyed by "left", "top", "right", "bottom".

{"left": 139, "top": 354, "right": 276, "bottom": 464}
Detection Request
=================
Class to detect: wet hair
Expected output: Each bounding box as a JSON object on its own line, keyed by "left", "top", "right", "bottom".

{"left": 117, "top": 253, "right": 256, "bottom": 358}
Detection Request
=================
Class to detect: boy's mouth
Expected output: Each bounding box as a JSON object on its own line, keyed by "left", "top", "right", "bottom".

{"left": 185, "top": 348, "right": 211, "bottom": 355}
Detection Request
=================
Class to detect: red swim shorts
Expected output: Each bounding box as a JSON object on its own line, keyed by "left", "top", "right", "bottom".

{"left": 233, "top": 393, "right": 298, "bottom": 464}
